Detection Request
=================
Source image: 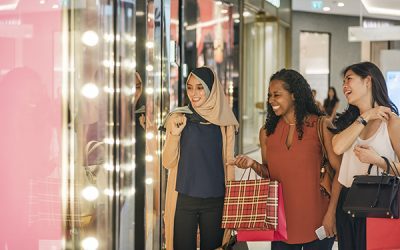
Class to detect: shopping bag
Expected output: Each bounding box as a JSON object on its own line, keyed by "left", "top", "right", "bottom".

{"left": 367, "top": 218, "right": 400, "bottom": 250}
{"left": 236, "top": 183, "right": 287, "bottom": 241}
{"left": 221, "top": 171, "right": 279, "bottom": 230}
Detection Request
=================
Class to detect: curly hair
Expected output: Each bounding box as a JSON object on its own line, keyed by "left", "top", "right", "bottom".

{"left": 264, "top": 69, "right": 323, "bottom": 139}
{"left": 332, "top": 62, "right": 399, "bottom": 133}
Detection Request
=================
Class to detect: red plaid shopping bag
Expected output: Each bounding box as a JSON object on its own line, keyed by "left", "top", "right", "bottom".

{"left": 221, "top": 178, "right": 279, "bottom": 230}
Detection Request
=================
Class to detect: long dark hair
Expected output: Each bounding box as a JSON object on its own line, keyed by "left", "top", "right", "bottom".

{"left": 332, "top": 61, "right": 399, "bottom": 133}
{"left": 323, "top": 87, "right": 339, "bottom": 111}
{"left": 264, "top": 69, "right": 323, "bottom": 139}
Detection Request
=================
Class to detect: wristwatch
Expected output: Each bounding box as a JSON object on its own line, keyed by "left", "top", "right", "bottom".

{"left": 357, "top": 116, "right": 368, "bottom": 126}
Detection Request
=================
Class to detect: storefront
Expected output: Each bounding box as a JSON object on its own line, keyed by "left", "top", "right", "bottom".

{"left": 0, "top": 0, "right": 289, "bottom": 249}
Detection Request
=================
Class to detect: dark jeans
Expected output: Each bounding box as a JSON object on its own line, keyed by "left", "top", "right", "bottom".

{"left": 271, "top": 238, "right": 334, "bottom": 250}
{"left": 336, "top": 187, "right": 366, "bottom": 250}
{"left": 174, "top": 193, "right": 225, "bottom": 250}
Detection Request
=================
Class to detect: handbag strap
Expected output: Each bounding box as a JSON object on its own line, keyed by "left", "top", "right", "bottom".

{"left": 371, "top": 156, "right": 396, "bottom": 207}
{"left": 317, "top": 116, "right": 328, "bottom": 159}
{"left": 367, "top": 156, "right": 399, "bottom": 176}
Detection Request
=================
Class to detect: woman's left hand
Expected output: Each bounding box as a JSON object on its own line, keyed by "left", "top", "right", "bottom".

{"left": 353, "top": 145, "right": 382, "bottom": 166}
{"left": 322, "top": 210, "right": 336, "bottom": 239}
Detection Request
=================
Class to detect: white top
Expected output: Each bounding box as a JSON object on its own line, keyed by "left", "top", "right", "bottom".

{"left": 338, "top": 121, "right": 398, "bottom": 188}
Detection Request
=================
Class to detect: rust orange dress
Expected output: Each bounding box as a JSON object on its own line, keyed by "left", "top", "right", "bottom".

{"left": 265, "top": 115, "right": 329, "bottom": 244}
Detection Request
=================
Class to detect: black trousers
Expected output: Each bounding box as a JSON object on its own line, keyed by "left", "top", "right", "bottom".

{"left": 336, "top": 187, "right": 366, "bottom": 250}
{"left": 271, "top": 238, "right": 334, "bottom": 250}
{"left": 174, "top": 193, "right": 225, "bottom": 250}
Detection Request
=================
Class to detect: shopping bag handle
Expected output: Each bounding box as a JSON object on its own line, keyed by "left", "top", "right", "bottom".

{"left": 239, "top": 164, "right": 270, "bottom": 180}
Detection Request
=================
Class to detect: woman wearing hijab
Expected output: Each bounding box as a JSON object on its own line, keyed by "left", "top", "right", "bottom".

{"left": 162, "top": 67, "right": 239, "bottom": 250}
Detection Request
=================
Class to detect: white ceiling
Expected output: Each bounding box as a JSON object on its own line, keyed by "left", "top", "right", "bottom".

{"left": 292, "top": 0, "right": 400, "bottom": 21}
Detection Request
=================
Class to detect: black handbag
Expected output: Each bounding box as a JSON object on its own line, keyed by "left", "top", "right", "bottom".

{"left": 343, "top": 156, "right": 400, "bottom": 218}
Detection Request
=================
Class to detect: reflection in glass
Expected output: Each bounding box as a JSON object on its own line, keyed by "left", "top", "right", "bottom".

{"left": 63, "top": 1, "right": 136, "bottom": 249}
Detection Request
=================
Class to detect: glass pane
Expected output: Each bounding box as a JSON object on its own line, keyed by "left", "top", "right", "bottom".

{"left": 66, "top": 1, "right": 113, "bottom": 248}
{"left": 117, "top": 0, "right": 136, "bottom": 249}
{"left": 183, "top": 0, "right": 239, "bottom": 104}
{"left": 241, "top": 11, "right": 279, "bottom": 153}
{"left": 299, "top": 31, "right": 330, "bottom": 105}
{"left": 135, "top": 1, "right": 147, "bottom": 249}
{"left": 145, "top": 0, "right": 163, "bottom": 249}
{"left": 0, "top": 1, "right": 63, "bottom": 249}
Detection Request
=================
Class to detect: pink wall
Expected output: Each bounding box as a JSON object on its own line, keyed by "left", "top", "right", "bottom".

{"left": 0, "top": 1, "right": 62, "bottom": 249}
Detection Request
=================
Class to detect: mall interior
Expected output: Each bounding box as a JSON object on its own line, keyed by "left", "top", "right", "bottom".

{"left": 1, "top": 0, "right": 400, "bottom": 249}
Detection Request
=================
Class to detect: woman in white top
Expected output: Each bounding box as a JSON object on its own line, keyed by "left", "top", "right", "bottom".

{"left": 331, "top": 62, "right": 400, "bottom": 250}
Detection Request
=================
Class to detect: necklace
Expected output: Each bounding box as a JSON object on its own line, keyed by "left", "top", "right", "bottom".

{"left": 283, "top": 116, "right": 296, "bottom": 126}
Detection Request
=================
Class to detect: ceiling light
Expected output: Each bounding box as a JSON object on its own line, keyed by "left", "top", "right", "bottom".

{"left": 323, "top": 6, "right": 331, "bottom": 11}
{"left": 337, "top": 2, "right": 344, "bottom": 7}
{"left": 361, "top": 0, "right": 400, "bottom": 16}
{"left": 243, "top": 11, "right": 251, "bottom": 17}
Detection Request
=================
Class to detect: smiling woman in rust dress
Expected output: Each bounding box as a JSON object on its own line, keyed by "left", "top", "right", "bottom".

{"left": 229, "top": 69, "right": 342, "bottom": 249}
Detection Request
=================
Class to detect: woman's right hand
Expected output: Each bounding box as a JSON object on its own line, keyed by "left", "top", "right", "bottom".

{"left": 228, "top": 155, "right": 255, "bottom": 169}
{"left": 361, "top": 106, "right": 392, "bottom": 122}
{"left": 169, "top": 115, "right": 187, "bottom": 136}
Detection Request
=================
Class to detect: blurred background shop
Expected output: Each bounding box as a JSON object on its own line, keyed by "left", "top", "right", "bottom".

{"left": 0, "top": 0, "right": 399, "bottom": 249}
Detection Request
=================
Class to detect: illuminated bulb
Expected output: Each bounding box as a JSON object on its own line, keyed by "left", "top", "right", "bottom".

{"left": 146, "top": 87, "right": 154, "bottom": 95}
{"left": 323, "top": 6, "right": 330, "bottom": 11}
{"left": 104, "top": 138, "right": 114, "bottom": 144}
{"left": 243, "top": 11, "right": 251, "bottom": 17}
{"left": 145, "top": 178, "right": 154, "bottom": 185}
{"left": 233, "top": 13, "right": 240, "bottom": 19}
{"left": 81, "top": 237, "right": 99, "bottom": 250}
{"left": 104, "top": 163, "right": 113, "bottom": 171}
{"left": 216, "top": 1, "right": 223, "bottom": 5}
{"left": 81, "top": 83, "right": 99, "bottom": 99}
{"left": 103, "top": 33, "right": 113, "bottom": 42}
{"left": 145, "top": 155, "right": 154, "bottom": 162}
{"left": 52, "top": 4, "right": 59, "bottom": 9}
{"left": 104, "top": 188, "right": 114, "bottom": 197}
{"left": 234, "top": 19, "right": 240, "bottom": 23}
{"left": 81, "top": 186, "right": 99, "bottom": 201}
{"left": 81, "top": 30, "right": 99, "bottom": 47}
{"left": 337, "top": 2, "right": 344, "bottom": 7}
{"left": 39, "top": 0, "right": 45, "bottom": 4}
{"left": 146, "top": 41, "right": 154, "bottom": 48}
{"left": 146, "top": 64, "right": 154, "bottom": 71}
{"left": 221, "top": 9, "right": 228, "bottom": 14}
{"left": 104, "top": 86, "right": 114, "bottom": 93}
{"left": 146, "top": 132, "right": 154, "bottom": 139}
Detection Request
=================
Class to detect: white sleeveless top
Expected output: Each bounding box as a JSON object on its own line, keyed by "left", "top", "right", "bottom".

{"left": 338, "top": 121, "right": 398, "bottom": 188}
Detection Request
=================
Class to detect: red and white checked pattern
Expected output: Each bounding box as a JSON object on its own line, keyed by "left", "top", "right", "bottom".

{"left": 221, "top": 179, "right": 279, "bottom": 230}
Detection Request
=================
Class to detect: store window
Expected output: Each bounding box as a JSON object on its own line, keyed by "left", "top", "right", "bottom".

{"left": 64, "top": 1, "right": 136, "bottom": 249}
{"left": 183, "top": 0, "right": 240, "bottom": 107}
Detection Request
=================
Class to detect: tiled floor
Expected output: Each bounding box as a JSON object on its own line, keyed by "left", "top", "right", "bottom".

{"left": 238, "top": 149, "right": 339, "bottom": 250}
